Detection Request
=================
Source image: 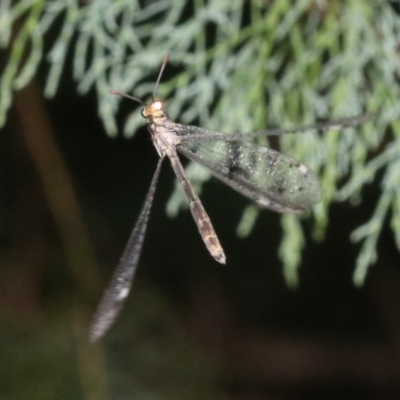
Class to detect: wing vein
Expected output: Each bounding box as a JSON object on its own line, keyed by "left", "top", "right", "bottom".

{"left": 89, "top": 158, "right": 163, "bottom": 342}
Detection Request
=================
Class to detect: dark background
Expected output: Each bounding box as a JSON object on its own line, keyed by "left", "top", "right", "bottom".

{"left": 2, "top": 13, "right": 400, "bottom": 400}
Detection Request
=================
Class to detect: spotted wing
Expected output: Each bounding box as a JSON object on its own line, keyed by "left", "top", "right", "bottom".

{"left": 176, "top": 126, "right": 321, "bottom": 214}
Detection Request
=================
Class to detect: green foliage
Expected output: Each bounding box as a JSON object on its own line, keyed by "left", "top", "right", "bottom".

{"left": 1, "top": 0, "right": 399, "bottom": 285}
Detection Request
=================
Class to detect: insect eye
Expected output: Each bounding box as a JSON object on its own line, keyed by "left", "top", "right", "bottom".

{"left": 153, "top": 101, "right": 163, "bottom": 110}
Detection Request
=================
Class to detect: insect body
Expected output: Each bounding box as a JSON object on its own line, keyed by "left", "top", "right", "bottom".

{"left": 145, "top": 99, "right": 226, "bottom": 263}
{"left": 89, "top": 55, "right": 373, "bottom": 341}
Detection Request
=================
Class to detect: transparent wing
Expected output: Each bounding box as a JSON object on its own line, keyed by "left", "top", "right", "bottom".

{"left": 174, "top": 114, "right": 374, "bottom": 213}
{"left": 177, "top": 135, "right": 321, "bottom": 214}
{"left": 89, "top": 159, "right": 163, "bottom": 342}
{"left": 175, "top": 113, "right": 375, "bottom": 141}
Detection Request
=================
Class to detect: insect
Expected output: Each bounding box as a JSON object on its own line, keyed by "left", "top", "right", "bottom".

{"left": 89, "top": 54, "right": 373, "bottom": 341}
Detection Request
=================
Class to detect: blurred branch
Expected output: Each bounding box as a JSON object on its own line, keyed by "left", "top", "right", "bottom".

{"left": 13, "top": 80, "right": 108, "bottom": 400}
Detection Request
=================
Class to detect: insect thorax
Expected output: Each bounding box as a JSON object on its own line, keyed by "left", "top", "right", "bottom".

{"left": 149, "top": 118, "right": 181, "bottom": 158}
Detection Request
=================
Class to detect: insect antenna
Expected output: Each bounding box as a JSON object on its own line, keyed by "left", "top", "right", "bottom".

{"left": 110, "top": 52, "right": 169, "bottom": 104}
{"left": 152, "top": 53, "right": 169, "bottom": 100}
{"left": 109, "top": 89, "right": 145, "bottom": 105}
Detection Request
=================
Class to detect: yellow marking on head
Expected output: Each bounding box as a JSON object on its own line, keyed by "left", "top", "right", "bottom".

{"left": 142, "top": 100, "right": 164, "bottom": 118}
